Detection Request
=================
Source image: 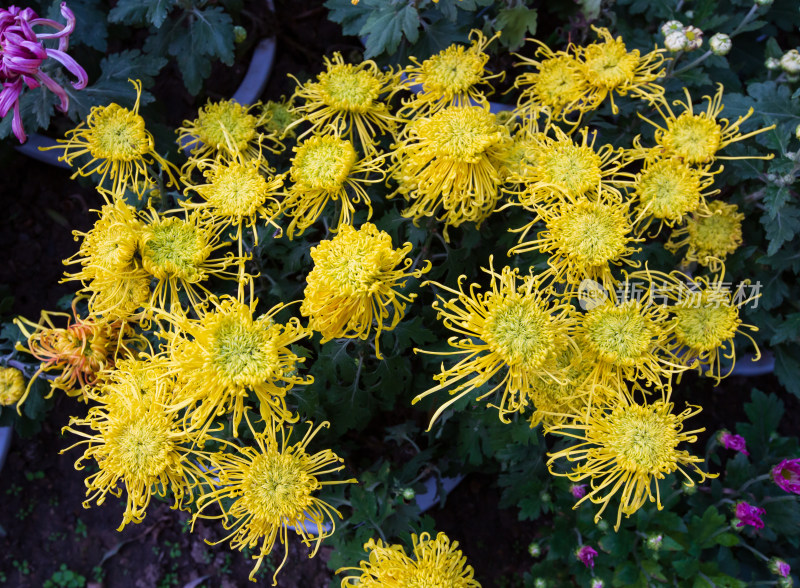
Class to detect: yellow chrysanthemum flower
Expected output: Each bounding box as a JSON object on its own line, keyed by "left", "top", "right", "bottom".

{"left": 547, "top": 393, "right": 715, "bottom": 530}
{"left": 63, "top": 198, "right": 152, "bottom": 320}
{"left": 138, "top": 209, "right": 239, "bottom": 313}
{"left": 13, "top": 300, "right": 141, "bottom": 406}
{"left": 61, "top": 357, "right": 217, "bottom": 530}
{"left": 399, "top": 30, "right": 503, "bottom": 116}
{"left": 510, "top": 126, "right": 628, "bottom": 207}
{"left": 282, "top": 134, "right": 386, "bottom": 238}
{"left": 176, "top": 99, "right": 279, "bottom": 165}
{"left": 577, "top": 293, "right": 676, "bottom": 393}
{"left": 510, "top": 191, "right": 641, "bottom": 290}
{"left": 527, "top": 349, "right": 594, "bottom": 429}
{"left": 262, "top": 97, "right": 300, "bottom": 139}
{"left": 289, "top": 52, "right": 399, "bottom": 154}
{"left": 161, "top": 293, "right": 311, "bottom": 435}
{"left": 513, "top": 42, "right": 589, "bottom": 121}
{"left": 49, "top": 80, "right": 179, "bottom": 199}
{"left": 414, "top": 260, "right": 576, "bottom": 426}
{"left": 391, "top": 105, "right": 510, "bottom": 238}
{"left": 576, "top": 27, "right": 666, "bottom": 114}
{"left": 301, "top": 223, "right": 430, "bottom": 358}
{"left": 339, "top": 531, "right": 480, "bottom": 588}
{"left": 183, "top": 154, "right": 283, "bottom": 261}
{"left": 638, "top": 84, "right": 775, "bottom": 164}
{"left": 632, "top": 157, "right": 717, "bottom": 236}
{"left": 0, "top": 367, "right": 25, "bottom": 406}
{"left": 633, "top": 270, "right": 759, "bottom": 382}
{"left": 665, "top": 200, "right": 744, "bottom": 271}
{"left": 193, "top": 414, "right": 355, "bottom": 584}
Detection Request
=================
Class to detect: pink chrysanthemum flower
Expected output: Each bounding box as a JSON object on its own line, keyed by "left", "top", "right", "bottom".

{"left": 717, "top": 430, "right": 749, "bottom": 456}
{"left": 771, "top": 459, "right": 800, "bottom": 495}
{"left": 769, "top": 558, "right": 791, "bottom": 579}
{"left": 735, "top": 501, "right": 766, "bottom": 529}
{"left": 0, "top": 2, "right": 87, "bottom": 142}
{"left": 576, "top": 545, "right": 597, "bottom": 569}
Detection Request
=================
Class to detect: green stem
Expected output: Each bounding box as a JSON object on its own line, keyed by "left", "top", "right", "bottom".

{"left": 739, "top": 473, "right": 772, "bottom": 494}
{"left": 738, "top": 540, "right": 769, "bottom": 562}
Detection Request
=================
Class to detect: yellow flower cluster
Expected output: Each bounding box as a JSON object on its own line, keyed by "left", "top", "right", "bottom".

{"left": 13, "top": 24, "right": 775, "bottom": 581}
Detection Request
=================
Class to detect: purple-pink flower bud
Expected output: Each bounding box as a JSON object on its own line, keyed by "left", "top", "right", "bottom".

{"left": 717, "top": 430, "right": 749, "bottom": 456}
{"left": 570, "top": 484, "right": 587, "bottom": 499}
{"left": 769, "top": 558, "right": 791, "bottom": 578}
{"left": 576, "top": 545, "right": 598, "bottom": 570}
{"left": 735, "top": 501, "right": 766, "bottom": 529}
{"left": 772, "top": 459, "right": 800, "bottom": 495}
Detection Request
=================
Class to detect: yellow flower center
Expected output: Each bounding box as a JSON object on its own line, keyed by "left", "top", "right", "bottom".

{"left": 111, "top": 414, "right": 172, "bottom": 479}
{"left": 0, "top": 367, "right": 25, "bottom": 406}
{"left": 673, "top": 298, "right": 739, "bottom": 352}
{"left": 662, "top": 114, "right": 722, "bottom": 164}
{"left": 419, "top": 107, "right": 503, "bottom": 162}
{"left": 637, "top": 159, "right": 702, "bottom": 221}
{"left": 263, "top": 100, "right": 298, "bottom": 134}
{"left": 584, "top": 302, "right": 657, "bottom": 365}
{"left": 550, "top": 200, "right": 630, "bottom": 266}
{"left": 195, "top": 101, "right": 258, "bottom": 151}
{"left": 242, "top": 452, "right": 316, "bottom": 524}
{"left": 691, "top": 207, "right": 741, "bottom": 255}
{"left": 582, "top": 39, "right": 639, "bottom": 89}
{"left": 292, "top": 135, "right": 356, "bottom": 191}
{"left": 211, "top": 316, "right": 279, "bottom": 384}
{"left": 483, "top": 297, "right": 554, "bottom": 368}
{"left": 203, "top": 162, "right": 269, "bottom": 218}
{"left": 88, "top": 104, "right": 150, "bottom": 161}
{"left": 318, "top": 64, "right": 382, "bottom": 113}
{"left": 141, "top": 218, "right": 209, "bottom": 281}
{"left": 421, "top": 46, "right": 484, "bottom": 95}
{"left": 605, "top": 403, "right": 679, "bottom": 474}
{"left": 533, "top": 55, "right": 586, "bottom": 110}
{"left": 537, "top": 142, "right": 602, "bottom": 197}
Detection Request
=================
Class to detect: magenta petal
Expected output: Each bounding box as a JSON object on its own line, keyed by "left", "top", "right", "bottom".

{"left": 45, "top": 48, "right": 88, "bottom": 89}
{"left": 0, "top": 80, "right": 24, "bottom": 117}
{"left": 11, "top": 99, "right": 27, "bottom": 143}
{"left": 37, "top": 71, "right": 69, "bottom": 112}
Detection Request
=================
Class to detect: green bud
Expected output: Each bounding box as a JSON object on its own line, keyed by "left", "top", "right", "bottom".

{"left": 528, "top": 542, "right": 542, "bottom": 557}
{"left": 233, "top": 25, "right": 247, "bottom": 44}
{"left": 400, "top": 488, "right": 415, "bottom": 501}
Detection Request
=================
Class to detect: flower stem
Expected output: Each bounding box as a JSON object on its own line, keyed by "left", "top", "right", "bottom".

{"left": 739, "top": 473, "right": 772, "bottom": 494}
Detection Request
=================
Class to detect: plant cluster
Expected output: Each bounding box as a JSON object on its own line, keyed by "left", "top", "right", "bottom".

{"left": 1, "top": 0, "right": 800, "bottom": 586}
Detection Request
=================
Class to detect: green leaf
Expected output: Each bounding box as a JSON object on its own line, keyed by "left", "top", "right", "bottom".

{"left": 688, "top": 505, "right": 727, "bottom": 549}
{"left": 713, "top": 533, "right": 740, "bottom": 547}
{"left": 761, "top": 205, "right": 800, "bottom": 256}
{"left": 494, "top": 7, "right": 538, "bottom": 51}
{"left": 762, "top": 495, "right": 800, "bottom": 536}
{"left": 739, "top": 388, "right": 785, "bottom": 450}
{"left": 763, "top": 185, "right": 793, "bottom": 220}
{"left": 190, "top": 7, "right": 235, "bottom": 65}
{"left": 147, "top": 0, "right": 175, "bottom": 28}
{"left": 770, "top": 312, "right": 800, "bottom": 345}
{"left": 673, "top": 557, "right": 700, "bottom": 579}
{"left": 361, "top": 5, "right": 419, "bottom": 58}
{"left": 773, "top": 344, "right": 800, "bottom": 399}
{"left": 108, "top": 0, "right": 150, "bottom": 25}
{"left": 171, "top": 30, "right": 213, "bottom": 96}
{"left": 47, "top": 0, "right": 108, "bottom": 51}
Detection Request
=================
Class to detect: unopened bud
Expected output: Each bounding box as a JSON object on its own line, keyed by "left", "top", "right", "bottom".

{"left": 596, "top": 520, "right": 610, "bottom": 532}
{"left": 796, "top": 123, "right": 800, "bottom": 140}
{"left": 766, "top": 57, "right": 782, "bottom": 70}
{"left": 778, "top": 577, "right": 794, "bottom": 588}
{"left": 683, "top": 483, "right": 698, "bottom": 495}
{"left": 661, "top": 20, "right": 684, "bottom": 37}
{"left": 781, "top": 49, "right": 800, "bottom": 75}
{"left": 685, "top": 26, "right": 704, "bottom": 51}
{"left": 539, "top": 491, "right": 552, "bottom": 503}
{"left": 534, "top": 579, "right": 547, "bottom": 588}
{"left": 528, "top": 542, "right": 542, "bottom": 557}
{"left": 233, "top": 26, "right": 247, "bottom": 44}
{"left": 710, "top": 33, "right": 732, "bottom": 56}
{"left": 645, "top": 533, "right": 663, "bottom": 551}
{"left": 665, "top": 31, "right": 689, "bottom": 52}
{"left": 400, "top": 488, "right": 415, "bottom": 501}
{"left": 591, "top": 580, "right": 605, "bottom": 588}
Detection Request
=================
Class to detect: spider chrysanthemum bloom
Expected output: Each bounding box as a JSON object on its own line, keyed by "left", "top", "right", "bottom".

{"left": 193, "top": 414, "right": 356, "bottom": 584}
{"left": 0, "top": 367, "right": 25, "bottom": 406}
{"left": 510, "top": 192, "right": 641, "bottom": 291}
{"left": 61, "top": 357, "right": 217, "bottom": 530}
{"left": 184, "top": 155, "right": 283, "bottom": 257}
{"left": 576, "top": 27, "right": 666, "bottom": 114}
{"left": 399, "top": 29, "right": 503, "bottom": 116}
{"left": 50, "top": 79, "right": 179, "bottom": 199}
{"left": 289, "top": 52, "right": 399, "bottom": 154}
{"left": 63, "top": 198, "right": 152, "bottom": 320}
{"left": 301, "top": 223, "right": 430, "bottom": 358}
{"left": 632, "top": 157, "right": 716, "bottom": 236}
{"left": 161, "top": 294, "right": 311, "bottom": 435}
{"left": 547, "top": 394, "right": 714, "bottom": 530}
{"left": 638, "top": 84, "right": 775, "bottom": 165}
{"left": 138, "top": 209, "right": 239, "bottom": 313}
{"left": 665, "top": 200, "right": 744, "bottom": 271}
{"left": 339, "top": 531, "right": 480, "bottom": 588}
{"left": 527, "top": 349, "right": 594, "bottom": 429}
{"left": 577, "top": 294, "right": 676, "bottom": 392}
{"left": 513, "top": 42, "right": 589, "bottom": 121}
{"left": 512, "top": 126, "right": 628, "bottom": 207}
{"left": 262, "top": 97, "right": 300, "bottom": 139}
{"left": 282, "top": 134, "right": 385, "bottom": 238}
{"left": 414, "top": 261, "right": 576, "bottom": 426}
{"left": 635, "top": 270, "right": 759, "bottom": 382}
{"left": 176, "top": 99, "right": 279, "bottom": 165}
{"left": 391, "top": 105, "right": 510, "bottom": 238}
{"left": 13, "top": 301, "right": 140, "bottom": 406}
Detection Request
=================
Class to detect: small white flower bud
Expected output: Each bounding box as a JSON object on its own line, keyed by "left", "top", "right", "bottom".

{"left": 710, "top": 33, "right": 732, "bottom": 56}
{"left": 766, "top": 57, "right": 781, "bottom": 70}
{"left": 684, "top": 26, "right": 704, "bottom": 51}
{"left": 665, "top": 31, "right": 689, "bottom": 52}
{"left": 661, "top": 20, "right": 684, "bottom": 37}
{"left": 781, "top": 49, "right": 800, "bottom": 75}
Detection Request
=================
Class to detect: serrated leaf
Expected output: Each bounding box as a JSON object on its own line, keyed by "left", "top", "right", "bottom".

{"left": 762, "top": 205, "right": 800, "bottom": 256}
{"left": 740, "top": 388, "right": 785, "bottom": 450}
{"left": 773, "top": 344, "right": 800, "bottom": 398}
{"left": 169, "top": 29, "right": 212, "bottom": 96}
{"left": 495, "top": 7, "right": 537, "bottom": 51}
{"left": 147, "top": 0, "right": 175, "bottom": 28}
{"left": 763, "top": 186, "right": 793, "bottom": 220}
{"left": 361, "top": 5, "right": 418, "bottom": 58}
{"left": 714, "top": 533, "right": 740, "bottom": 547}
{"left": 770, "top": 312, "right": 800, "bottom": 345}
{"left": 47, "top": 0, "right": 108, "bottom": 51}
{"left": 108, "top": 0, "right": 149, "bottom": 25}
{"left": 190, "top": 7, "right": 235, "bottom": 64}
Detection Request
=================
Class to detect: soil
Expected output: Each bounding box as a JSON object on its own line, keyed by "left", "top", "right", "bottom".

{"left": 0, "top": 2, "right": 794, "bottom": 588}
